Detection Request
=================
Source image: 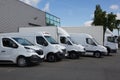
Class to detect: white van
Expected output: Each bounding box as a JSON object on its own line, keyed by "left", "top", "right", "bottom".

{"left": 62, "top": 26, "right": 118, "bottom": 54}
{"left": 58, "top": 28, "right": 85, "bottom": 58}
{"left": 0, "top": 33, "right": 44, "bottom": 67}
{"left": 104, "top": 29, "right": 118, "bottom": 54}
{"left": 19, "top": 27, "right": 86, "bottom": 59}
{"left": 70, "top": 33, "right": 107, "bottom": 58}
{"left": 17, "top": 32, "right": 66, "bottom": 62}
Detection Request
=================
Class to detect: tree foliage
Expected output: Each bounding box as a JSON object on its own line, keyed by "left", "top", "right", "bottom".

{"left": 93, "top": 5, "right": 106, "bottom": 26}
{"left": 92, "top": 4, "right": 119, "bottom": 33}
{"left": 107, "top": 12, "right": 117, "bottom": 31}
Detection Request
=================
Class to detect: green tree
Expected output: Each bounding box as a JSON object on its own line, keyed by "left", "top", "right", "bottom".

{"left": 92, "top": 5, "right": 104, "bottom": 25}
{"left": 107, "top": 12, "right": 117, "bottom": 31}
{"left": 92, "top": 5, "right": 117, "bottom": 32}
{"left": 92, "top": 5, "right": 107, "bottom": 33}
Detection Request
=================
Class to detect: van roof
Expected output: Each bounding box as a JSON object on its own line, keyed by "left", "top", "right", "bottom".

{"left": 0, "top": 32, "right": 51, "bottom": 37}
{"left": 70, "top": 33, "right": 93, "bottom": 38}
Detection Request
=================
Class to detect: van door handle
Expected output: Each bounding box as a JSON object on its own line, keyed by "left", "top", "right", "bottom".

{"left": 1, "top": 51, "right": 6, "bottom": 52}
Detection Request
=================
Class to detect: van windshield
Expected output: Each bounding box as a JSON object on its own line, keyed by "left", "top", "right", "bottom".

{"left": 13, "top": 38, "right": 34, "bottom": 46}
{"left": 45, "top": 36, "right": 58, "bottom": 44}
{"left": 68, "top": 37, "right": 78, "bottom": 44}
{"left": 107, "top": 36, "right": 117, "bottom": 43}
{"left": 92, "top": 38, "right": 99, "bottom": 45}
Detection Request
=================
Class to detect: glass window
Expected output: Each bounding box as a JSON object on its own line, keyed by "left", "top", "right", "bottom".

{"left": 54, "top": 17, "right": 57, "bottom": 21}
{"left": 50, "top": 15, "right": 53, "bottom": 20}
{"left": 93, "top": 38, "right": 99, "bottom": 45}
{"left": 45, "top": 36, "right": 58, "bottom": 44}
{"left": 45, "top": 13, "right": 60, "bottom": 27}
{"left": 107, "top": 36, "right": 115, "bottom": 43}
{"left": 60, "top": 37, "right": 66, "bottom": 44}
{"left": 56, "top": 21, "right": 59, "bottom": 26}
{"left": 13, "top": 38, "right": 34, "bottom": 46}
{"left": 86, "top": 38, "right": 96, "bottom": 46}
{"left": 36, "top": 36, "right": 48, "bottom": 46}
{"left": 68, "top": 37, "right": 77, "bottom": 44}
{"left": 46, "top": 18, "right": 50, "bottom": 24}
{"left": 46, "top": 13, "right": 50, "bottom": 18}
{"left": 54, "top": 22, "right": 57, "bottom": 26}
{"left": 57, "top": 18, "right": 60, "bottom": 22}
{"left": 50, "top": 20, "right": 54, "bottom": 24}
{"left": 2, "top": 38, "right": 18, "bottom": 48}
{"left": 60, "top": 37, "right": 71, "bottom": 45}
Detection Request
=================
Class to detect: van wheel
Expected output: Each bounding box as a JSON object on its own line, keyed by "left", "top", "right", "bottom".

{"left": 107, "top": 48, "right": 110, "bottom": 56}
{"left": 94, "top": 52, "right": 101, "bottom": 58}
{"left": 69, "top": 53, "right": 77, "bottom": 59}
{"left": 17, "top": 57, "right": 27, "bottom": 67}
{"left": 47, "top": 54, "right": 56, "bottom": 62}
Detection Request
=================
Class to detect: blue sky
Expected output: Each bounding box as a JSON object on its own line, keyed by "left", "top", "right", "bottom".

{"left": 20, "top": 0, "right": 120, "bottom": 26}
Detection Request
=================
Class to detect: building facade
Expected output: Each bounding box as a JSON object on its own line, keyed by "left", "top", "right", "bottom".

{"left": 0, "top": 0, "right": 60, "bottom": 33}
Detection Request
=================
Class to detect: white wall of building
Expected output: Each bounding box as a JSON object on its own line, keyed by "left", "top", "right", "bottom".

{"left": 0, "top": 0, "right": 46, "bottom": 33}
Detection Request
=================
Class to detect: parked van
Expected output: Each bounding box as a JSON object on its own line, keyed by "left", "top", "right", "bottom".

{"left": 62, "top": 26, "right": 118, "bottom": 54}
{"left": 15, "top": 32, "right": 66, "bottom": 62}
{"left": 70, "top": 33, "right": 107, "bottom": 58}
{"left": 0, "top": 33, "right": 44, "bottom": 67}
{"left": 104, "top": 29, "right": 118, "bottom": 54}
{"left": 19, "top": 26, "right": 86, "bottom": 59}
{"left": 58, "top": 27, "right": 85, "bottom": 58}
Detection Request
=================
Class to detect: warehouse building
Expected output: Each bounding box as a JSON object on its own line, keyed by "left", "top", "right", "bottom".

{"left": 0, "top": 0, "right": 60, "bottom": 33}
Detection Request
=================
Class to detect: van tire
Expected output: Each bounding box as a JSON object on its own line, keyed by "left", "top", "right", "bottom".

{"left": 94, "top": 52, "right": 101, "bottom": 58}
{"left": 47, "top": 54, "right": 56, "bottom": 62}
{"left": 106, "top": 47, "right": 110, "bottom": 56}
{"left": 17, "top": 57, "right": 27, "bottom": 67}
{"left": 69, "top": 52, "right": 78, "bottom": 59}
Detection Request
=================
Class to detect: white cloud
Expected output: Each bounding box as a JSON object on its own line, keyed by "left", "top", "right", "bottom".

{"left": 116, "top": 13, "right": 120, "bottom": 19}
{"left": 84, "top": 20, "right": 93, "bottom": 26}
{"left": 43, "top": 2, "right": 50, "bottom": 12}
{"left": 20, "top": 0, "right": 41, "bottom": 7}
{"left": 110, "top": 4, "right": 119, "bottom": 10}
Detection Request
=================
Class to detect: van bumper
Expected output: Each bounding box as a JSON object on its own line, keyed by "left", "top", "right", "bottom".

{"left": 110, "top": 49, "right": 117, "bottom": 53}
{"left": 101, "top": 52, "right": 108, "bottom": 56}
{"left": 27, "top": 55, "right": 44, "bottom": 64}
{"left": 79, "top": 51, "right": 86, "bottom": 56}
{"left": 67, "top": 51, "right": 81, "bottom": 59}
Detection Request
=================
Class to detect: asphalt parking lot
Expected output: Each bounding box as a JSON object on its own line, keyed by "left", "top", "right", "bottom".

{"left": 0, "top": 50, "right": 120, "bottom": 80}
